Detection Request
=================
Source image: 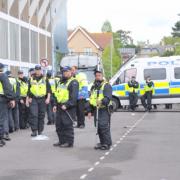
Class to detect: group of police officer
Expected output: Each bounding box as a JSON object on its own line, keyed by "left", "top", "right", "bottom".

{"left": 0, "top": 63, "right": 113, "bottom": 150}
{"left": 127, "top": 76, "right": 154, "bottom": 112}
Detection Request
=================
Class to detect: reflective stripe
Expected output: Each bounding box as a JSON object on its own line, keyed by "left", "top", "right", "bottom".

{"left": 0, "top": 82, "right": 4, "bottom": 95}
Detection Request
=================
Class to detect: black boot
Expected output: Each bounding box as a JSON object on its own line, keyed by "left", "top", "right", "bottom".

{"left": 3, "top": 133, "right": 11, "bottom": 141}
{"left": 31, "top": 131, "right": 37, "bottom": 137}
{"left": 60, "top": 143, "right": 73, "bottom": 148}
{"left": 0, "top": 139, "right": 5, "bottom": 147}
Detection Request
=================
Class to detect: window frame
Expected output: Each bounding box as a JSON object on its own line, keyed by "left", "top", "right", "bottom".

{"left": 144, "top": 68, "right": 167, "bottom": 80}
{"left": 174, "top": 67, "right": 180, "bottom": 79}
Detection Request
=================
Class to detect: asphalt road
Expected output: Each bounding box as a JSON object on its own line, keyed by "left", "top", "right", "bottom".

{"left": 0, "top": 111, "right": 180, "bottom": 180}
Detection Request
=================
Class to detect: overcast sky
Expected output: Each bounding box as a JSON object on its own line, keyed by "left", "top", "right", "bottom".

{"left": 67, "top": 0, "right": 180, "bottom": 44}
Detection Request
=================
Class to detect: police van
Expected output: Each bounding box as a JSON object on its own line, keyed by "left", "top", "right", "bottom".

{"left": 60, "top": 52, "right": 104, "bottom": 88}
{"left": 110, "top": 56, "right": 180, "bottom": 110}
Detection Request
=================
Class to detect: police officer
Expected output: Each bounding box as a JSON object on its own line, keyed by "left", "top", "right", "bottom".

{"left": 4, "top": 71, "right": 20, "bottom": 138}
{"left": 46, "top": 70, "right": 56, "bottom": 125}
{"left": 26, "top": 65, "right": 51, "bottom": 137}
{"left": 53, "top": 66, "right": 79, "bottom": 148}
{"left": 88, "top": 70, "right": 112, "bottom": 150}
{"left": 0, "top": 63, "right": 15, "bottom": 147}
{"left": 17, "top": 70, "right": 29, "bottom": 129}
{"left": 71, "top": 66, "right": 89, "bottom": 128}
{"left": 141, "top": 76, "right": 154, "bottom": 111}
{"left": 128, "top": 76, "right": 139, "bottom": 111}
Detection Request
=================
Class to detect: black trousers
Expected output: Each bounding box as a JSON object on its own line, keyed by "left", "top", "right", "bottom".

{"left": 46, "top": 98, "right": 56, "bottom": 124}
{"left": 141, "top": 91, "right": 152, "bottom": 109}
{"left": 19, "top": 98, "right": 28, "bottom": 129}
{"left": 12, "top": 103, "right": 19, "bottom": 130}
{"left": 56, "top": 107, "right": 74, "bottom": 145}
{"left": 0, "top": 98, "right": 8, "bottom": 139}
{"left": 94, "top": 108, "right": 112, "bottom": 146}
{"left": 76, "top": 99, "right": 86, "bottom": 127}
{"left": 29, "top": 97, "right": 46, "bottom": 133}
{"left": 129, "top": 92, "right": 138, "bottom": 110}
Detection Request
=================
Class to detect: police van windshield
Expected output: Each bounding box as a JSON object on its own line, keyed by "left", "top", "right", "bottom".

{"left": 60, "top": 55, "right": 98, "bottom": 68}
{"left": 78, "top": 69, "right": 95, "bottom": 84}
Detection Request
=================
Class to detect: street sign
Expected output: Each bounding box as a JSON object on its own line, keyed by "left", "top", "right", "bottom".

{"left": 40, "top": 58, "right": 49, "bottom": 67}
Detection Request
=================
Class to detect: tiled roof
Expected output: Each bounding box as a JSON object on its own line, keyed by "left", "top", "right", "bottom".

{"left": 68, "top": 26, "right": 113, "bottom": 50}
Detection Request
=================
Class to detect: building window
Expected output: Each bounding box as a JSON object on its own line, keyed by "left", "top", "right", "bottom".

{"left": 21, "top": 27, "right": 29, "bottom": 62}
{"left": 31, "top": 31, "right": 38, "bottom": 64}
{"left": 84, "top": 48, "right": 92, "bottom": 55}
{"left": 10, "top": 22, "right": 19, "bottom": 61}
{"left": 174, "top": 67, "right": 180, "bottom": 79}
{"left": 69, "top": 48, "right": 75, "bottom": 54}
{"left": 0, "top": 18, "right": 8, "bottom": 59}
{"left": 144, "top": 68, "right": 166, "bottom": 80}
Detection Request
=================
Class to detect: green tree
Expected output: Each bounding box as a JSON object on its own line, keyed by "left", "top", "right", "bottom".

{"left": 172, "top": 21, "right": 180, "bottom": 37}
{"left": 102, "top": 35, "right": 122, "bottom": 79}
{"left": 116, "top": 29, "right": 133, "bottom": 47}
{"left": 101, "top": 20, "right": 112, "bottom": 32}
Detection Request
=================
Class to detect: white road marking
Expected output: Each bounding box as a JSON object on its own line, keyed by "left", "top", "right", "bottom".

{"left": 79, "top": 112, "right": 147, "bottom": 180}
{"left": 88, "top": 167, "right": 94, "bottom": 172}
{"left": 94, "top": 161, "right": 100, "bottom": 166}
{"left": 80, "top": 174, "right": 87, "bottom": 179}
{"left": 113, "top": 144, "right": 117, "bottom": 147}
{"left": 100, "top": 156, "right": 105, "bottom": 160}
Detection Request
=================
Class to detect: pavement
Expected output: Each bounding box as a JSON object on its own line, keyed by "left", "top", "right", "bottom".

{"left": 0, "top": 111, "right": 180, "bottom": 180}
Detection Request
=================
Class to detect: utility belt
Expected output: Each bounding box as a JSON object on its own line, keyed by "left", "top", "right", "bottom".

{"left": 32, "top": 95, "right": 46, "bottom": 99}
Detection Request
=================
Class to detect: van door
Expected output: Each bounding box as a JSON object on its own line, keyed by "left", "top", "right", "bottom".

{"left": 143, "top": 67, "right": 169, "bottom": 98}
{"left": 169, "top": 66, "right": 180, "bottom": 100}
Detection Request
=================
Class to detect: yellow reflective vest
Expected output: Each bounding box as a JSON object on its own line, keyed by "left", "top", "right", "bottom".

{"left": 9, "top": 77, "right": 17, "bottom": 93}
{"left": 144, "top": 81, "right": 154, "bottom": 92}
{"left": 17, "top": 79, "right": 28, "bottom": 97}
{"left": 75, "top": 72, "right": 89, "bottom": 99}
{"left": 0, "top": 82, "right": 4, "bottom": 95}
{"left": 55, "top": 77, "right": 74, "bottom": 103}
{"left": 90, "top": 81, "right": 109, "bottom": 107}
{"left": 30, "top": 77, "right": 47, "bottom": 97}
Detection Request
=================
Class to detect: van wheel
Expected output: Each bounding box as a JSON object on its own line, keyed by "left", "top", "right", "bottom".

{"left": 112, "top": 97, "right": 119, "bottom": 112}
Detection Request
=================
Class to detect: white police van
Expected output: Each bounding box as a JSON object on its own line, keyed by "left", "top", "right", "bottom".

{"left": 110, "top": 56, "right": 180, "bottom": 110}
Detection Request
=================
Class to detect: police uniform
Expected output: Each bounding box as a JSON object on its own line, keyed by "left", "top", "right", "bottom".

{"left": 89, "top": 78, "right": 112, "bottom": 150}
{"left": 17, "top": 73, "right": 29, "bottom": 129}
{"left": 47, "top": 71, "right": 57, "bottom": 125}
{"left": 54, "top": 67, "right": 79, "bottom": 147}
{"left": 128, "top": 78, "right": 139, "bottom": 111}
{"left": 141, "top": 79, "right": 154, "bottom": 111}
{"left": 8, "top": 74, "right": 20, "bottom": 131}
{"left": 75, "top": 72, "right": 89, "bottom": 128}
{"left": 27, "top": 65, "right": 51, "bottom": 136}
{"left": 0, "top": 63, "right": 15, "bottom": 147}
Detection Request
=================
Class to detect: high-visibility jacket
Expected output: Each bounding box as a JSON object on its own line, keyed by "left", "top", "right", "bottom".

{"left": 76, "top": 72, "right": 89, "bottom": 99}
{"left": 30, "top": 77, "right": 47, "bottom": 97}
{"left": 48, "top": 78, "right": 56, "bottom": 94}
{"left": 0, "top": 82, "right": 4, "bottom": 95}
{"left": 9, "top": 77, "right": 17, "bottom": 93}
{"left": 128, "top": 81, "right": 139, "bottom": 93}
{"left": 55, "top": 77, "right": 74, "bottom": 103}
{"left": 17, "top": 79, "right": 28, "bottom": 97}
{"left": 145, "top": 81, "right": 154, "bottom": 92}
{"left": 90, "top": 81, "right": 110, "bottom": 107}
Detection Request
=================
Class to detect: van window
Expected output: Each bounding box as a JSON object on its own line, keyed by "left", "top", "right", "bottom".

{"left": 114, "top": 72, "right": 125, "bottom": 85}
{"left": 174, "top": 67, "right": 180, "bottom": 79}
{"left": 144, "top": 68, "right": 166, "bottom": 80}
{"left": 124, "top": 68, "right": 137, "bottom": 83}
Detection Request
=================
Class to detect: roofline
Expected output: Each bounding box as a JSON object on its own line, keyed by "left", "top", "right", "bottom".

{"left": 67, "top": 26, "right": 100, "bottom": 49}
